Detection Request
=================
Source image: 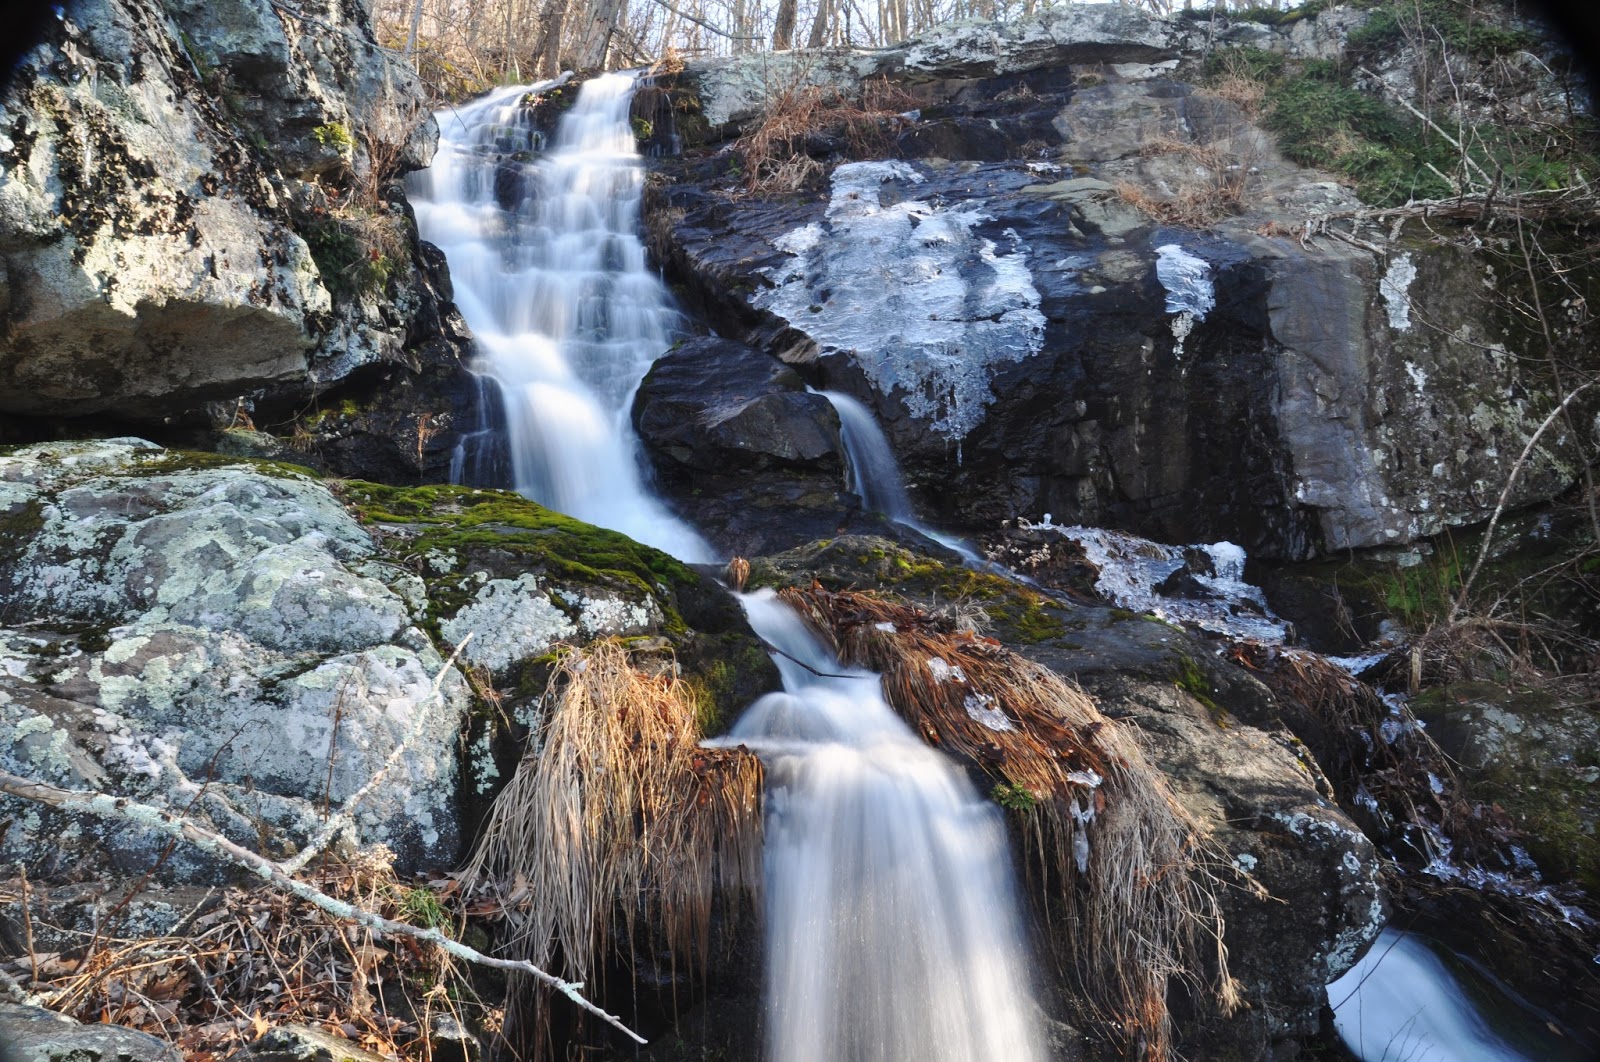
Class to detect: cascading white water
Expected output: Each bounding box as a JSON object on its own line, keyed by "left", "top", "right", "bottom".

{"left": 1327, "top": 928, "right": 1580, "bottom": 1062}
{"left": 713, "top": 590, "right": 1048, "bottom": 1062}
{"left": 820, "top": 389, "right": 992, "bottom": 567}
{"left": 416, "top": 78, "right": 1043, "bottom": 1056}
{"left": 823, "top": 389, "right": 916, "bottom": 521}
{"left": 409, "top": 74, "right": 711, "bottom": 561}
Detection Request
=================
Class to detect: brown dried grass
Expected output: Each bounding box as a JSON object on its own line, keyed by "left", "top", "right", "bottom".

{"left": 734, "top": 76, "right": 919, "bottom": 196}
{"left": 779, "top": 585, "right": 1241, "bottom": 1060}
{"left": 1115, "top": 132, "right": 1259, "bottom": 226}
{"left": 1226, "top": 644, "right": 1520, "bottom": 868}
{"left": 458, "top": 640, "right": 763, "bottom": 1054}
{"left": 0, "top": 848, "right": 480, "bottom": 1062}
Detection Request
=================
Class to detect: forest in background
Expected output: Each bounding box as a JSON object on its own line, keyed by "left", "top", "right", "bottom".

{"left": 373, "top": 0, "right": 1314, "bottom": 96}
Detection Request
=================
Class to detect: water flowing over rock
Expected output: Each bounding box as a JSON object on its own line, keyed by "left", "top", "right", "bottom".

{"left": 409, "top": 74, "right": 711, "bottom": 560}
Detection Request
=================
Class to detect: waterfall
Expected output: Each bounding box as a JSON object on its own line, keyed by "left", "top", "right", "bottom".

{"left": 820, "top": 389, "right": 992, "bottom": 567}
{"left": 408, "top": 74, "right": 711, "bottom": 561}
{"left": 823, "top": 389, "right": 916, "bottom": 521}
{"left": 415, "top": 74, "right": 1045, "bottom": 1060}
{"left": 712, "top": 590, "right": 1048, "bottom": 1062}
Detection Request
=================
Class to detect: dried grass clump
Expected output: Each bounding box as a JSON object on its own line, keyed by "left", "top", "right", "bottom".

{"left": 1, "top": 848, "right": 480, "bottom": 1062}
{"left": 734, "top": 76, "right": 919, "bottom": 196}
{"left": 1112, "top": 130, "right": 1265, "bottom": 226}
{"left": 1227, "top": 644, "right": 1518, "bottom": 869}
{"left": 459, "top": 640, "right": 763, "bottom": 1053}
{"left": 779, "top": 585, "right": 1241, "bottom": 1060}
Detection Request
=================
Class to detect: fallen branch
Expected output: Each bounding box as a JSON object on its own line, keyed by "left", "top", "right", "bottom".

{"left": 283, "top": 634, "right": 472, "bottom": 876}
{"left": 0, "top": 769, "right": 646, "bottom": 1044}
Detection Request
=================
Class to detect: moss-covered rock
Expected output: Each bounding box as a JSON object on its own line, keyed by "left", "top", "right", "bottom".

{"left": 1415, "top": 680, "right": 1600, "bottom": 891}
{"left": 0, "top": 442, "right": 777, "bottom": 889}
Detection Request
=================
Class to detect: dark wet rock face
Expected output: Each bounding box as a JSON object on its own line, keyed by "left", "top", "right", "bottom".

{"left": 631, "top": 335, "right": 945, "bottom": 556}
{"left": 646, "top": 23, "right": 1587, "bottom": 562}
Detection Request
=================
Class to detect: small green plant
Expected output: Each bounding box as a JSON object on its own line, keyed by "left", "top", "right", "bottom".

{"left": 302, "top": 212, "right": 399, "bottom": 300}
{"left": 398, "top": 886, "right": 451, "bottom": 931}
{"left": 992, "top": 782, "right": 1038, "bottom": 812}
{"left": 631, "top": 115, "right": 653, "bottom": 142}
{"left": 311, "top": 121, "right": 354, "bottom": 154}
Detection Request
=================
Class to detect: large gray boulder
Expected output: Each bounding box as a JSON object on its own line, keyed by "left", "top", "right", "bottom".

{"left": 0, "top": 0, "right": 460, "bottom": 427}
{"left": 0, "top": 439, "right": 468, "bottom": 875}
{"left": 0, "top": 441, "right": 776, "bottom": 881}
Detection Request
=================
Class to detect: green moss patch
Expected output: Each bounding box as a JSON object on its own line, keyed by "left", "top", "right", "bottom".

{"left": 341, "top": 481, "right": 698, "bottom": 608}
{"left": 750, "top": 535, "right": 1067, "bottom": 645}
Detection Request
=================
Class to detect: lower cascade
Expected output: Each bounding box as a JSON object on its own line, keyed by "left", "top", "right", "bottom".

{"left": 714, "top": 591, "right": 1048, "bottom": 1062}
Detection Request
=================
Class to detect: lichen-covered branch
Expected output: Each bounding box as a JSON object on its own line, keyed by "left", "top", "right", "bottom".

{"left": 0, "top": 768, "right": 647, "bottom": 1045}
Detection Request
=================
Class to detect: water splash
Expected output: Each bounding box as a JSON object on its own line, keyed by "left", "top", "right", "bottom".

{"left": 409, "top": 75, "right": 711, "bottom": 561}
{"left": 712, "top": 590, "right": 1048, "bottom": 1062}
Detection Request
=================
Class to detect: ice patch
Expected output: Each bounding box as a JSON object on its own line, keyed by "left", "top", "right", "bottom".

{"left": 1025, "top": 518, "right": 1289, "bottom": 643}
{"left": 963, "top": 692, "right": 1014, "bottom": 732}
{"left": 927, "top": 656, "right": 967, "bottom": 683}
{"left": 1154, "top": 244, "right": 1215, "bottom": 319}
{"left": 755, "top": 160, "right": 1046, "bottom": 441}
{"left": 1380, "top": 252, "right": 1417, "bottom": 331}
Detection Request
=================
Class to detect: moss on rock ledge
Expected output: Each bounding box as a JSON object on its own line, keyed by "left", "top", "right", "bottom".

{"left": 337, "top": 480, "right": 775, "bottom": 733}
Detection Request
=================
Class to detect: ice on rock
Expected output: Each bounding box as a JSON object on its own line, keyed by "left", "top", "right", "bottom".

{"left": 756, "top": 161, "right": 1046, "bottom": 441}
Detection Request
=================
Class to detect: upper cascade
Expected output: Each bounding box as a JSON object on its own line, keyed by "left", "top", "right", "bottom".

{"left": 408, "top": 73, "right": 712, "bottom": 561}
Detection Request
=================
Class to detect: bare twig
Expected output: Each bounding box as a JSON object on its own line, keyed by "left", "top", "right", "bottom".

{"left": 1357, "top": 64, "right": 1496, "bottom": 189}
{"left": 0, "top": 767, "right": 646, "bottom": 1044}
{"left": 284, "top": 634, "right": 472, "bottom": 876}
{"left": 1453, "top": 380, "right": 1596, "bottom": 618}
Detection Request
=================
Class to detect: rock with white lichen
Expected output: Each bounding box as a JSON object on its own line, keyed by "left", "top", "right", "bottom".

{"left": 0, "top": 440, "right": 776, "bottom": 882}
{"left": 0, "top": 1003, "right": 181, "bottom": 1062}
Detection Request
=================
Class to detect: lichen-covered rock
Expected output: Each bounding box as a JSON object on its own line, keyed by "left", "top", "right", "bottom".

{"left": 1414, "top": 680, "right": 1600, "bottom": 892}
{"left": 0, "top": 442, "right": 776, "bottom": 882}
{"left": 0, "top": 439, "right": 467, "bottom": 876}
{"left": 0, "top": 0, "right": 328, "bottom": 418}
{"left": 0, "top": 0, "right": 481, "bottom": 450}
{"left": 0, "top": 1003, "right": 180, "bottom": 1062}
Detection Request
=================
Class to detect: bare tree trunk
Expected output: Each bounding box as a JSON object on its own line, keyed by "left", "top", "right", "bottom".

{"left": 772, "top": 0, "right": 798, "bottom": 50}
{"left": 580, "top": 0, "right": 626, "bottom": 68}
{"left": 404, "top": 0, "right": 426, "bottom": 57}
{"left": 533, "top": 0, "right": 568, "bottom": 77}
{"left": 807, "top": 0, "right": 830, "bottom": 47}
{"left": 732, "top": 0, "right": 748, "bottom": 53}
